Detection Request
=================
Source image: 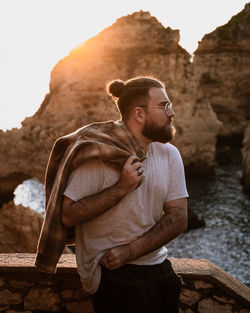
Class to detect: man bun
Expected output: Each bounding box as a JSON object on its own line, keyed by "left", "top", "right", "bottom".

{"left": 108, "top": 80, "right": 125, "bottom": 98}
{"left": 107, "top": 76, "right": 164, "bottom": 120}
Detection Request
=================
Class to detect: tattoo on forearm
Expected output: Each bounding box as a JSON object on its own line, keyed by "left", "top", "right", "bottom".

{"left": 71, "top": 184, "right": 125, "bottom": 224}
{"left": 129, "top": 209, "right": 187, "bottom": 261}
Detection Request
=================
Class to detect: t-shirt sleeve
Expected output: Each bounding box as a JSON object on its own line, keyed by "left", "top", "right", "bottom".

{"left": 63, "top": 159, "right": 104, "bottom": 201}
{"left": 166, "top": 145, "right": 189, "bottom": 202}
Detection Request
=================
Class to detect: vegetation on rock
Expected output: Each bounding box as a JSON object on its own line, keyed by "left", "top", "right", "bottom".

{"left": 214, "top": 3, "right": 250, "bottom": 41}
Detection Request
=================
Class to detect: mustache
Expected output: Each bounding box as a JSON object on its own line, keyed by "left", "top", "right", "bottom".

{"left": 167, "top": 117, "right": 173, "bottom": 124}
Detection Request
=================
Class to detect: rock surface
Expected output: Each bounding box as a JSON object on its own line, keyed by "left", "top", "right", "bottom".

{"left": 0, "top": 289, "right": 23, "bottom": 306}
{"left": 193, "top": 3, "right": 250, "bottom": 138}
{"left": 24, "top": 288, "right": 61, "bottom": 311}
{"left": 242, "top": 122, "right": 250, "bottom": 192}
{"left": 1, "top": 4, "right": 250, "bottom": 196}
{"left": 0, "top": 201, "right": 71, "bottom": 254}
{"left": 0, "top": 10, "right": 223, "bottom": 203}
{"left": 0, "top": 201, "right": 44, "bottom": 253}
{"left": 198, "top": 298, "right": 233, "bottom": 313}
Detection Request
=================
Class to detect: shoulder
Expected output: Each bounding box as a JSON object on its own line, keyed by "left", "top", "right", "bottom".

{"left": 151, "top": 142, "right": 181, "bottom": 158}
{"left": 75, "top": 158, "right": 103, "bottom": 172}
{"left": 150, "top": 143, "right": 184, "bottom": 167}
{"left": 69, "top": 158, "right": 104, "bottom": 181}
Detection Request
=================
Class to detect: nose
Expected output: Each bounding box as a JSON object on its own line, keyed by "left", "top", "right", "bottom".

{"left": 166, "top": 107, "right": 175, "bottom": 117}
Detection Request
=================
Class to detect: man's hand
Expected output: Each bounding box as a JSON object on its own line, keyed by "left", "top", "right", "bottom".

{"left": 99, "top": 198, "right": 187, "bottom": 270}
{"left": 99, "top": 244, "right": 131, "bottom": 270}
{"left": 61, "top": 155, "right": 144, "bottom": 228}
{"left": 116, "top": 155, "right": 144, "bottom": 194}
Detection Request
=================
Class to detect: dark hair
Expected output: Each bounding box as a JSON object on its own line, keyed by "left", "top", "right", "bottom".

{"left": 106, "top": 76, "right": 165, "bottom": 120}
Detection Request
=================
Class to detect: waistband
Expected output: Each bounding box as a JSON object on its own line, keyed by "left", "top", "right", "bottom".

{"left": 101, "top": 257, "right": 173, "bottom": 275}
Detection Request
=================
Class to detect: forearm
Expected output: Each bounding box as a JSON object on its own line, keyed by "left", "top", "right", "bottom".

{"left": 63, "top": 182, "right": 128, "bottom": 227}
{"left": 127, "top": 208, "right": 187, "bottom": 262}
{"left": 99, "top": 199, "right": 187, "bottom": 270}
{"left": 62, "top": 155, "right": 144, "bottom": 228}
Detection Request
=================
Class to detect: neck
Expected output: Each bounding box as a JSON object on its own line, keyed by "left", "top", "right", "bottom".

{"left": 124, "top": 119, "right": 152, "bottom": 152}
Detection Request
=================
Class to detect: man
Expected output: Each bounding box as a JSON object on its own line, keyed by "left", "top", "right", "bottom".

{"left": 61, "top": 76, "right": 188, "bottom": 313}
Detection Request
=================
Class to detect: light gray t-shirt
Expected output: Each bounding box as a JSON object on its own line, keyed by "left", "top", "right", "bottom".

{"left": 64, "top": 142, "right": 188, "bottom": 294}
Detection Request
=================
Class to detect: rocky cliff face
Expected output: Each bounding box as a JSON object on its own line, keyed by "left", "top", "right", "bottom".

{"left": 242, "top": 122, "right": 250, "bottom": 192}
{"left": 0, "top": 201, "right": 71, "bottom": 253}
{"left": 193, "top": 3, "right": 250, "bottom": 138}
{"left": 0, "top": 11, "right": 222, "bottom": 203}
{"left": 0, "top": 201, "right": 43, "bottom": 253}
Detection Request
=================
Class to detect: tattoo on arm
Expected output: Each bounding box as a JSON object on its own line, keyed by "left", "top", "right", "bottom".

{"left": 73, "top": 185, "right": 125, "bottom": 223}
{"left": 62, "top": 183, "right": 128, "bottom": 227}
{"left": 127, "top": 198, "right": 188, "bottom": 262}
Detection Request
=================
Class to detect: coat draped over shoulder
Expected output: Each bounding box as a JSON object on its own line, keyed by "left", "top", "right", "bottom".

{"left": 35, "top": 120, "right": 145, "bottom": 273}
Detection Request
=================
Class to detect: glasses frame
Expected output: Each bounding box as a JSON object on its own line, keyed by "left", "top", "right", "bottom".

{"left": 139, "top": 102, "right": 173, "bottom": 113}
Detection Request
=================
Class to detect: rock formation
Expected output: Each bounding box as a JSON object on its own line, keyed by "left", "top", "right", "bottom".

{"left": 193, "top": 2, "right": 250, "bottom": 138}
{"left": 0, "top": 10, "right": 222, "bottom": 204}
{"left": 0, "top": 201, "right": 44, "bottom": 253}
{"left": 2, "top": 2, "right": 250, "bottom": 197}
{"left": 0, "top": 201, "right": 71, "bottom": 253}
{"left": 242, "top": 122, "right": 250, "bottom": 192}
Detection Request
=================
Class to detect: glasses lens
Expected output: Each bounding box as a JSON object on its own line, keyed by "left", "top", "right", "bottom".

{"left": 165, "top": 103, "right": 172, "bottom": 111}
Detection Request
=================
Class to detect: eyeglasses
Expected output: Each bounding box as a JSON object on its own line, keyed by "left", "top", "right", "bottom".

{"left": 139, "top": 102, "right": 173, "bottom": 113}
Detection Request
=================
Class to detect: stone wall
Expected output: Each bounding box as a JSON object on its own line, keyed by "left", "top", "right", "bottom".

{"left": 0, "top": 254, "right": 249, "bottom": 313}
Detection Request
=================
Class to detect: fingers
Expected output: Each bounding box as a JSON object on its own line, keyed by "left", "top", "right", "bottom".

{"left": 125, "top": 156, "right": 143, "bottom": 168}
{"left": 125, "top": 155, "right": 139, "bottom": 165}
{"left": 99, "top": 252, "right": 120, "bottom": 270}
{"left": 125, "top": 156, "right": 144, "bottom": 176}
{"left": 99, "top": 251, "right": 109, "bottom": 265}
{"left": 118, "top": 155, "right": 145, "bottom": 193}
{"left": 99, "top": 251, "right": 115, "bottom": 265}
{"left": 105, "top": 262, "right": 119, "bottom": 270}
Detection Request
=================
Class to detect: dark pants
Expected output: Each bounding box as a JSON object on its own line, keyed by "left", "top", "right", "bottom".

{"left": 92, "top": 258, "right": 182, "bottom": 313}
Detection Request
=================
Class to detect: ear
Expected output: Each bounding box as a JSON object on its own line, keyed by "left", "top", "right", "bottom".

{"left": 133, "top": 106, "right": 146, "bottom": 124}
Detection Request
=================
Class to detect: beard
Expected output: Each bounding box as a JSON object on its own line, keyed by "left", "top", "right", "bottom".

{"left": 142, "top": 118, "right": 176, "bottom": 143}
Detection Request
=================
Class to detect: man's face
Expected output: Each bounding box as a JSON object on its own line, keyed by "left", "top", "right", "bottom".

{"left": 141, "top": 87, "right": 176, "bottom": 143}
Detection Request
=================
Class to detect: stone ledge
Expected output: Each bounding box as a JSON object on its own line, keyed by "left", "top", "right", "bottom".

{"left": 171, "top": 258, "right": 250, "bottom": 308}
{"left": 0, "top": 254, "right": 249, "bottom": 308}
{"left": 0, "top": 253, "right": 77, "bottom": 273}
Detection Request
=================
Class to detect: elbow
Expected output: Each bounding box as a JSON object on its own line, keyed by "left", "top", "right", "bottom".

{"left": 61, "top": 196, "right": 76, "bottom": 228}
{"left": 182, "top": 219, "right": 188, "bottom": 233}
{"left": 61, "top": 212, "right": 73, "bottom": 228}
{"left": 180, "top": 213, "right": 188, "bottom": 233}
{"left": 61, "top": 205, "right": 74, "bottom": 228}
{"left": 173, "top": 211, "right": 187, "bottom": 234}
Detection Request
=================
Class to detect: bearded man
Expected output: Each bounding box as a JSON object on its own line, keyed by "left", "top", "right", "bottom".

{"left": 36, "top": 76, "right": 188, "bottom": 313}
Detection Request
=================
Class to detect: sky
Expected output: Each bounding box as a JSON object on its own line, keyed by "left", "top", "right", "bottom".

{"left": 0, "top": 0, "right": 248, "bottom": 131}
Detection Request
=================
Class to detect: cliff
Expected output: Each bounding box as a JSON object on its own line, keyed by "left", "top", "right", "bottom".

{"left": 193, "top": 2, "right": 250, "bottom": 137}
{"left": 0, "top": 10, "right": 222, "bottom": 203}
{"left": 0, "top": 201, "right": 44, "bottom": 253}
{"left": 242, "top": 122, "right": 250, "bottom": 192}
{"left": 0, "top": 201, "right": 71, "bottom": 254}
